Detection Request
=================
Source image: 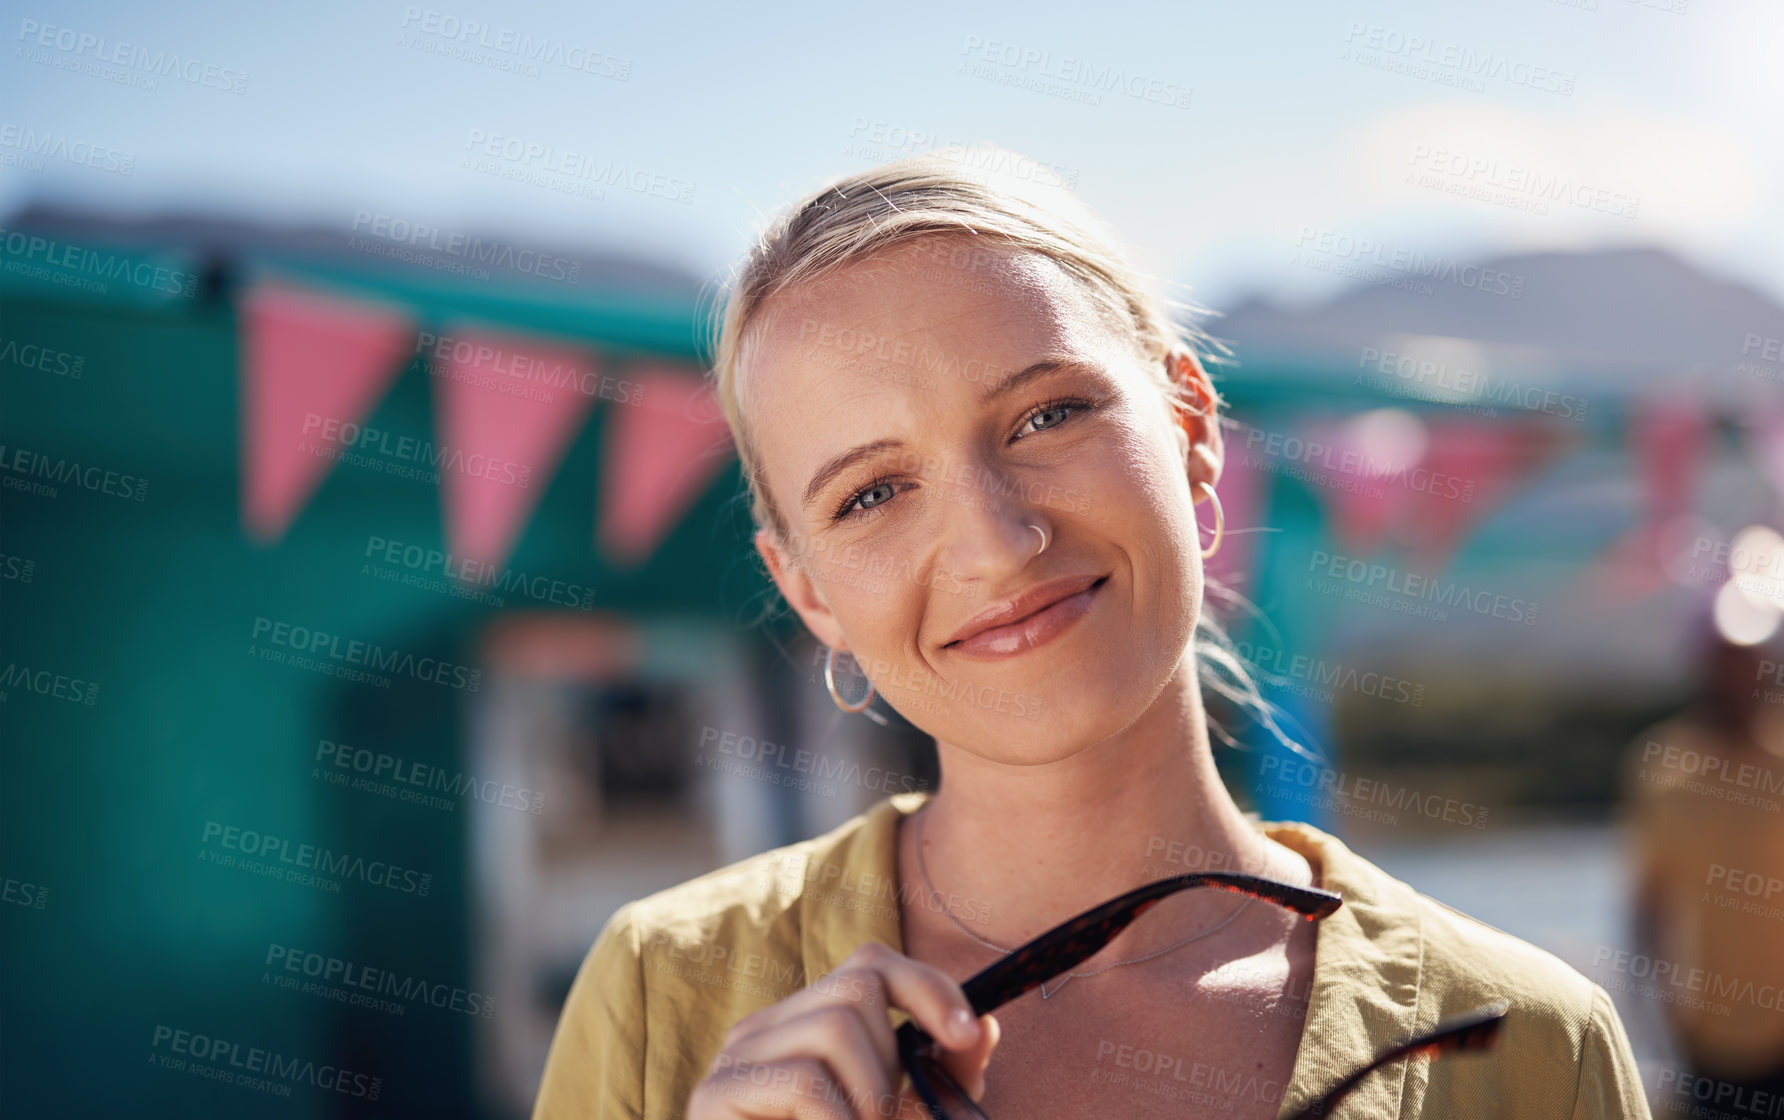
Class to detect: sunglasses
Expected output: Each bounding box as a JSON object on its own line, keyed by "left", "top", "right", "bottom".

{"left": 893, "top": 871, "right": 1509, "bottom": 1120}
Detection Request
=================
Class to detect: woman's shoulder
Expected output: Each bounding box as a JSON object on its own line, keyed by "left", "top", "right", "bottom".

{"left": 534, "top": 795, "right": 920, "bottom": 1120}
{"left": 1267, "top": 818, "right": 1600, "bottom": 1009}
{"left": 1409, "top": 882, "right": 1597, "bottom": 1006}
{"left": 1265, "top": 819, "right": 1649, "bottom": 1116}
{"left": 595, "top": 792, "right": 918, "bottom": 975}
{"left": 1405, "top": 884, "right": 1648, "bottom": 1115}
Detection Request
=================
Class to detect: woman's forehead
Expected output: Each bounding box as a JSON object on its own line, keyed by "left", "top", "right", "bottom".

{"left": 737, "top": 240, "right": 1124, "bottom": 415}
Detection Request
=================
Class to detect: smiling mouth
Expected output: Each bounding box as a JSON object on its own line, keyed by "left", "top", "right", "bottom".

{"left": 943, "top": 574, "right": 1110, "bottom": 660}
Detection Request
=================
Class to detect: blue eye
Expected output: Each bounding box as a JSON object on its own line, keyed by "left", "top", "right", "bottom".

{"left": 832, "top": 475, "right": 902, "bottom": 523}
{"left": 827, "top": 395, "right": 1100, "bottom": 524}
{"left": 856, "top": 481, "right": 896, "bottom": 510}
{"left": 1016, "top": 396, "right": 1095, "bottom": 438}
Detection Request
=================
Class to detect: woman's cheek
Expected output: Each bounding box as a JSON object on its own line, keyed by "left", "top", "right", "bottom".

{"left": 1108, "top": 441, "right": 1202, "bottom": 628}
{"left": 1096, "top": 439, "right": 1191, "bottom": 529}
{"left": 811, "top": 556, "right": 885, "bottom": 605}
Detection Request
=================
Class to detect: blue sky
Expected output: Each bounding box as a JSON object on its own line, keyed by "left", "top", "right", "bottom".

{"left": 5, "top": 0, "right": 1779, "bottom": 310}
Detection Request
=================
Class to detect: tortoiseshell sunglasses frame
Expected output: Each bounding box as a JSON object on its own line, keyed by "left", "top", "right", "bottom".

{"left": 891, "top": 871, "right": 1508, "bottom": 1119}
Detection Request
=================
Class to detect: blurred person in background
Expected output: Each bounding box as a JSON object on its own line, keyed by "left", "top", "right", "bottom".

{"left": 1625, "top": 624, "right": 1784, "bottom": 1103}
{"left": 531, "top": 150, "right": 1649, "bottom": 1119}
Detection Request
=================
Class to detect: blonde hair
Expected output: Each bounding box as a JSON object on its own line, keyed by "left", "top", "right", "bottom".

{"left": 704, "top": 146, "right": 1311, "bottom": 758}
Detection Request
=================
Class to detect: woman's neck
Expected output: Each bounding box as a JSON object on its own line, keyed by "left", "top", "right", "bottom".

{"left": 909, "top": 662, "right": 1311, "bottom": 954}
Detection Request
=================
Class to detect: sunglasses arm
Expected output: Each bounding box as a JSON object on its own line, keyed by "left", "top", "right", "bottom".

{"left": 1281, "top": 1001, "right": 1510, "bottom": 1120}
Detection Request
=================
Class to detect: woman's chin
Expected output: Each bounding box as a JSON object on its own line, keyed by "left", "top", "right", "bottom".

{"left": 917, "top": 686, "right": 1141, "bottom": 766}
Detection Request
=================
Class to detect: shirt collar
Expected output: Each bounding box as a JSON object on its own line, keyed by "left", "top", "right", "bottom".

{"left": 1266, "top": 819, "right": 1426, "bottom": 1116}
{"left": 797, "top": 791, "right": 924, "bottom": 982}
{"left": 798, "top": 792, "right": 1428, "bottom": 1116}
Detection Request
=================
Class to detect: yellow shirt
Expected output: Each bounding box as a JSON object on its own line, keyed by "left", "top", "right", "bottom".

{"left": 533, "top": 791, "right": 1650, "bottom": 1119}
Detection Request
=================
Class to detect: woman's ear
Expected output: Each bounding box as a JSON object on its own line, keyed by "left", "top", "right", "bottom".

{"left": 1166, "top": 349, "right": 1224, "bottom": 492}
{"left": 754, "top": 527, "right": 847, "bottom": 650}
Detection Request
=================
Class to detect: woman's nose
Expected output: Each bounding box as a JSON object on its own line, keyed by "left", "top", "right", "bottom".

{"left": 933, "top": 467, "right": 1050, "bottom": 584}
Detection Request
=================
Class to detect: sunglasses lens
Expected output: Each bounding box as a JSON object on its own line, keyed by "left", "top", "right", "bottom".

{"left": 910, "top": 1054, "right": 991, "bottom": 1120}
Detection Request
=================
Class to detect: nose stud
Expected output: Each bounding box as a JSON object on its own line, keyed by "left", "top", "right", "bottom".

{"left": 1029, "top": 523, "right": 1049, "bottom": 556}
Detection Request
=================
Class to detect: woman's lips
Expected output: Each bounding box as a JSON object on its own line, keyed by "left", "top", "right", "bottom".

{"left": 945, "top": 575, "right": 1108, "bottom": 661}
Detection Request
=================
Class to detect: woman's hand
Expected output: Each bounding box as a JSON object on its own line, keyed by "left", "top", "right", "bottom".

{"left": 688, "top": 942, "right": 1001, "bottom": 1120}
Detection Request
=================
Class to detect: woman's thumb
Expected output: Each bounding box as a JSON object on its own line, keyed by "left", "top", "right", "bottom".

{"left": 937, "top": 1013, "right": 1000, "bottom": 1101}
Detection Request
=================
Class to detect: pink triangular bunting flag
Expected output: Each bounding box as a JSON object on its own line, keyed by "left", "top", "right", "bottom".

{"left": 1576, "top": 392, "right": 1707, "bottom": 604}
{"left": 597, "top": 366, "right": 735, "bottom": 567}
{"left": 1297, "top": 415, "right": 1416, "bottom": 557}
{"left": 431, "top": 327, "right": 603, "bottom": 574}
{"left": 240, "top": 282, "right": 414, "bottom": 542}
{"left": 1405, "top": 418, "right": 1565, "bottom": 576}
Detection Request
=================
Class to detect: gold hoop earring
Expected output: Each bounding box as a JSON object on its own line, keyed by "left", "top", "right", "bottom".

{"left": 823, "top": 646, "right": 876, "bottom": 713}
{"left": 1194, "top": 480, "right": 1224, "bottom": 559}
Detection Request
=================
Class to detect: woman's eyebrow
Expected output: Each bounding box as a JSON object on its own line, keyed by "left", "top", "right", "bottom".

{"left": 799, "top": 357, "right": 1104, "bottom": 512}
{"left": 801, "top": 438, "right": 903, "bottom": 512}
{"left": 977, "top": 356, "right": 1101, "bottom": 404}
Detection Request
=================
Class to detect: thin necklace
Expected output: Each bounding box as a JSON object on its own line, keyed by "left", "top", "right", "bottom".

{"left": 913, "top": 809, "right": 1256, "bottom": 999}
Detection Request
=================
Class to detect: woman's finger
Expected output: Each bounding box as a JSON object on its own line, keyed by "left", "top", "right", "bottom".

{"left": 704, "top": 943, "right": 991, "bottom": 1119}
{"left": 840, "top": 943, "right": 985, "bottom": 1050}
{"left": 722, "top": 1003, "right": 897, "bottom": 1120}
{"left": 726, "top": 942, "right": 980, "bottom": 1058}
{"left": 933, "top": 1013, "right": 1000, "bottom": 1102}
{"left": 689, "top": 1055, "right": 857, "bottom": 1120}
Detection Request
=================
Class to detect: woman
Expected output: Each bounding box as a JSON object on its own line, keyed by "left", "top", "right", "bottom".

{"left": 533, "top": 149, "right": 1650, "bottom": 1119}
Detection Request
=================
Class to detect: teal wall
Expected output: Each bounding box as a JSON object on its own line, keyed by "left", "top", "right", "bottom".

{"left": 0, "top": 265, "right": 768, "bottom": 1118}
